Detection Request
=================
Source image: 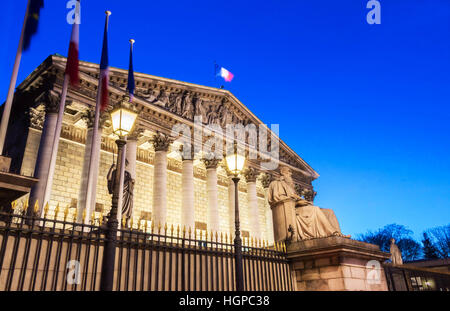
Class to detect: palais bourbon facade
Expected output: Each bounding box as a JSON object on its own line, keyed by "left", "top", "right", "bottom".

{"left": 2, "top": 55, "right": 319, "bottom": 244}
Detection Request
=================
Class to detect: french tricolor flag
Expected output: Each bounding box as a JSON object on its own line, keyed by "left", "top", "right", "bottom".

{"left": 65, "top": 0, "right": 80, "bottom": 88}
{"left": 218, "top": 66, "right": 234, "bottom": 82}
{"left": 98, "top": 13, "right": 110, "bottom": 112}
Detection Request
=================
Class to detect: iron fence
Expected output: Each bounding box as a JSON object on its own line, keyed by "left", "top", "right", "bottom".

{"left": 384, "top": 264, "right": 450, "bottom": 291}
{"left": 0, "top": 205, "right": 292, "bottom": 291}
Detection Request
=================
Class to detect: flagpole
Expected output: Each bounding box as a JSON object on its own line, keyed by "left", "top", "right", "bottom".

{"left": 117, "top": 38, "right": 135, "bottom": 228}
{"left": 0, "top": 0, "right": 31, "bottom": 155}
{"left": 84, "top": 10, "right": 111, "bottom": 224}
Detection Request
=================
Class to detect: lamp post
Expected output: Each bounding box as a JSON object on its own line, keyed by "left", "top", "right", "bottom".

{"left": 100, "top": 95, "right": 138, "bottom": 291}
{"left": 225, "top": 141, "right": 246, "bottom": 291}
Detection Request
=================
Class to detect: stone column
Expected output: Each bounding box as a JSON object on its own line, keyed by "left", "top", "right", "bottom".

{"left": 244, "top": 168, "right": 261, "bottom": 240}
{"left": 181, "top": 146, "right": 195, "bottom": 230}
{"left": 150, "top": 132, "right": 171, "bottom": 227}
{"left": 77, "top": 110, "right": 103, "bottom": 223}
{"left": 28, "top": 91, "right": 60, "bottom": 216}
{"left": 260, "top": 173, "right": 274, "bottom": 244}
{"left": 203, "top": 158, "right": 220, "bottom": 233}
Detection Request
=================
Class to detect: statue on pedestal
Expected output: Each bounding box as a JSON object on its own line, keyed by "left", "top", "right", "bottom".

{"left": 389, "top": 238, "right": 403, "bottom": 265}
{"left": 268, "top": 166, "right": 347, "bottom": 243}
{"left": 107, "top": 159, "right": 135, "bottom": 227}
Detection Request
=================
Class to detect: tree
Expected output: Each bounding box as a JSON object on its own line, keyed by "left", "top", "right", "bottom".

{"left": 422, "top": 232, "right": 440, "bottom": 259}
{"left": 424, "top": 224, "right": 450, "bottom": 258}
{"left": 358, "top": 224, "right": 422, "bottom": 261}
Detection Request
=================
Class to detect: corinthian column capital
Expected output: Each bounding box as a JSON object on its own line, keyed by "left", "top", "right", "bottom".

{"left": 243, "top": 167, "right": 258, "bottom": 183}
{"left": 202, "top": 154, "right": 221, "bottom": 170}
{"left": 259, "top": 172, "right": 273, "bottom": 189}
{"left": 36, "top": 90, "right": 60, "bottom": 114}
{"left": 150, "top": 132, "right": 172, "bottom": 152}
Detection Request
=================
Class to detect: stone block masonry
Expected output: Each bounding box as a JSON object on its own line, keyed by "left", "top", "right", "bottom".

{"left": 17, "top": 126, "right": 275, "bottom": 242}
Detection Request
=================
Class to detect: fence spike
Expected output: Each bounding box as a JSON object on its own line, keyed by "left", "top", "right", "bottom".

{"left": 177, "top": 224, "right": 180, "bottom": 237}
{"left": 220, "top": 232, "right": 223, "bottom": 243}
{"left": 225, "top": 232, "right": 229, "bottom": 244}
{"left": 54, "top": 203, "right": 60, "bottom": 219}
{"left": 91, "top": 212, "right": 96, "bottom": 225}
{"left": 215, "top": 231, "right": 218, "bottom": 242}
{"left": 122, "top": 216, "right": 127, "bottom": 228}
{"left": 11, "top": 200, "right": 17, "bottom": 211}
{"left": 151, "top": 221, "right": 155, "bottom": 233}
{"left": 73, "top": 208, "right": 78, "bottom": 222}
{"left": 199, "top": 230, "right": 203, "bottom": 240}
{"left": 99, "top": 214, "right": 103, "bottom": 226}
{"left": 22, "top": 199, "right": 29, "bottom": 214}
{"left": 171, "top": 224, "right": 174, "bottom": 236}
{"left": 188, "top": 226, "right": 192, "bottom": 237}
{"left": 164, "top": 222, "right": 168, "bottom": 233}
{"left": 44, "top": 202, "right": 50, "bottom": 218}
{"left": 144, "top": 220, "right": 148, "bottom": 232}
{"left": 64, "top": 205, "right": 69, "bottom": 221}
{"left": 82, "top": 208, "right": 86, "bottom": 223}
{"left": 33, "top": 200, "right": 40, "bottom": 215}
{"left": 182, "top": 225, "right": 186, "bottom": 238}
{"left": 130, "top": 217, "right": 134, "bottom": 229}
{"left": 158, "top": 222, "right": 161, "bottom": 233}
{"left": 194, "top": 228, "right": 197, "bottom": 239}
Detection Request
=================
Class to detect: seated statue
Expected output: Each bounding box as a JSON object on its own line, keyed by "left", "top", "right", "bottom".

{"left": 268, "top": 166, "right": 348, "bottom": 242}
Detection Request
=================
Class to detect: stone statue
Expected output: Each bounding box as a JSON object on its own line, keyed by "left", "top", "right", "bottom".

{"left": 181, "top": 92, "right": 194, "bottom": 120}
{"left": 267, "top": 166, "right": 301, "bottom": 243}
{"left": 155, "top": 89, "right": 169, "bottom": 108}
{"left": 195, "top": 98, "right": 207, "bottom": 121}
{"left": 268, "top": 166, "right": 346, "bottom": 243}
{"left": 390, "top": 238, "right": 403, "bottom": 265}
{"left": 174, "top": 92, "right": 183, "bottom": 115}
{"left": 207, "top": 104, "right": 219, "bottom": 125}
{"left": 107, "top": 159, "right": 135, "bottom": 226}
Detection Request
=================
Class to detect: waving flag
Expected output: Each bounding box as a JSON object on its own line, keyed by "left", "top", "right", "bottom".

{"left": 218, "top": 66, "right": 234, "bottom": 82}
{"left": 127, "top": 39, "right": 135, "bottom": 101}
{"left": 65, "top": 0, "right": 80, "bottom": 87}
{"left": 99, "top": 13, "right": 110, "bottom": 111}
{"left": 23, "top": 0, "right": 45, "bottom": 51}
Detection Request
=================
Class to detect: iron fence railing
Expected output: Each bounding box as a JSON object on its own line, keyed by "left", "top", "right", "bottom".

{"left": 0, "top": 205, "right": 292, "bottom": 291}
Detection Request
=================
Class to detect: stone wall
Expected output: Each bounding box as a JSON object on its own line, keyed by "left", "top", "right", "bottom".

{"left": 17, "top": 126, "right": 275, "bottom": 242}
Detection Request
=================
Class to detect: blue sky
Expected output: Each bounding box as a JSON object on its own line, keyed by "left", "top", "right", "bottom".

{"left": 1, "top": 0, "right": 449, "bottom": 240}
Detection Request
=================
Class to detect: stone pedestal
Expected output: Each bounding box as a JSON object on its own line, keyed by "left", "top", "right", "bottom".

{"left": 287, "top": 236, "right": 390, "bottom": 291}
{"left": 0, "top": 156, "right": 11, "bottom": 173}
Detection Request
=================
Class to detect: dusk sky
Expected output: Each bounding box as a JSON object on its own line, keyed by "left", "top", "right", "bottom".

{"left": 1, "top": 0, "right": 449, "bottom": 240}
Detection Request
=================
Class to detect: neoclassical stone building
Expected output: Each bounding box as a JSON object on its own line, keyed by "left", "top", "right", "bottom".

{"left": 3, "top": 54, "right": 319, "bottom": 243}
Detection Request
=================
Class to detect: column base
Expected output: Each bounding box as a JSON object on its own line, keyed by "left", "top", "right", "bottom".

{"left": 287, "top": 236, "right": 390, "bottom": 291}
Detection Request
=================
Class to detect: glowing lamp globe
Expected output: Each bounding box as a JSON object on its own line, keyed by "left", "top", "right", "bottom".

{"left": 225, "top": 142, "right": 246, "bottom": 176}
{"left": 110, "top": 97, "right": 138, "bottom": 137}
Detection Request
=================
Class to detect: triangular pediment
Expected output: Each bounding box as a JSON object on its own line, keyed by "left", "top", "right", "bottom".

{"left": 15, "top": 54, "right": 319, "bottom": 184}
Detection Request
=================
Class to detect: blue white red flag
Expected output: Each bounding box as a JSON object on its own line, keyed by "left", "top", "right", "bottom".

{"left": 127, "top": 40, "right": 135, "bottom": 101}
{"left": 65, "top": 0, "right": 80, "bottom": 87}
{"left": 23, "top": 0, "right": 44, "bottom": 51}
{"left": 217, "top": 66, "right": 234, "bottom": 82}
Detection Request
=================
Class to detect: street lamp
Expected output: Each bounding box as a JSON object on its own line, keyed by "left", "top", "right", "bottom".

{"left": 225, "top": 141, "right": 246, "bottom": 291}
{"left": 100, "top": 95, "right": 138, "bottom": 291}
